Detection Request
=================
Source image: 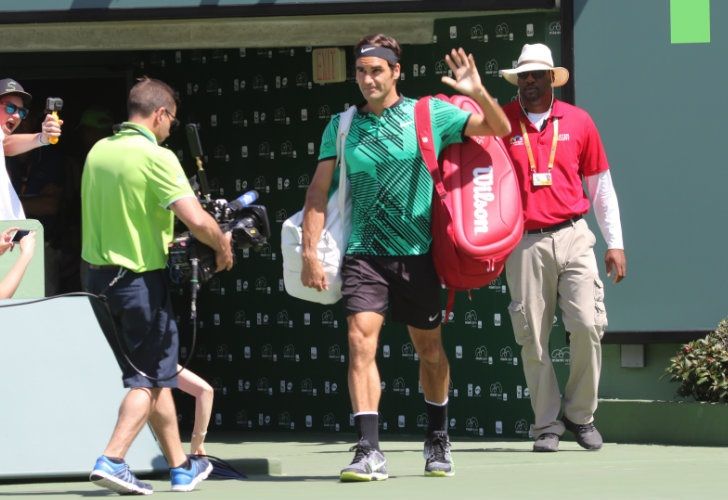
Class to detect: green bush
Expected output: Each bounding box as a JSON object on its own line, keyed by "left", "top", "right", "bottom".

{"left": 666, "top": 318, "right": 728, "bottom": 403}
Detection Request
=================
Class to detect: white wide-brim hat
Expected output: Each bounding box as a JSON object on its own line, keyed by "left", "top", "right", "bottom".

{"left": 500, "top": 43, "right": 569, "bottom": 87}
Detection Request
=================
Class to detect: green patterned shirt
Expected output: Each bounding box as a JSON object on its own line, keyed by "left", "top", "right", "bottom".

{"left": 318, "top": 96, "right": 470, "bottom": 256}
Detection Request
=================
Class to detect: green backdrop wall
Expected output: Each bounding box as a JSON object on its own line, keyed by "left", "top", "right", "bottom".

{"left": 130, "top": 10, "right": 566, "bottom": 439}
{"left": 0, "top": 8, "right": 569, "bottom": 440}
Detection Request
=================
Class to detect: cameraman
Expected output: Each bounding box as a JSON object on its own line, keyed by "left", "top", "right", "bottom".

{"left": 82, "top": 77, "right": 232, "bottom": 495}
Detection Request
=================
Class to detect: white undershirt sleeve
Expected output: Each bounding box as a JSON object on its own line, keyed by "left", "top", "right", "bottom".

{"left": 585, "top": 170, "right": 624, "bottom": 250}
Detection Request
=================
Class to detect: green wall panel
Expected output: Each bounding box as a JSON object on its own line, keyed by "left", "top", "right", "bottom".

{"left": 158, "top": 9, "right": 569, "bottom": 437}
{"left": 3, "top": 2, "right": 709, "bottom": 444}
{"left": 138, "top": 10, "right": 566, "bottom": 439}
{"left": 573, "top": 0, "right": 728, "bottom": 331}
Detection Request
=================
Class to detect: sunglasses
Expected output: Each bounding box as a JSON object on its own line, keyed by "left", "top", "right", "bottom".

{"left": 517, "top": 70, "right": 549, "bottom": 80}
{"left": 3, "top": 102, "right": 29, "bottom": 120}
{"left": 164, "top": 108, "right": 180, "bottom": 130}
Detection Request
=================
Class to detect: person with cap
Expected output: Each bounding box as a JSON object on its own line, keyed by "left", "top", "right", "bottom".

{"left": 301, "top": 33, "right": 510, "bottom": 481}
{"left": 499, "top": 43, "right": 627, "bottom": 452}
{"left": 0, "top": 78, "right": 62, "bottom": 220}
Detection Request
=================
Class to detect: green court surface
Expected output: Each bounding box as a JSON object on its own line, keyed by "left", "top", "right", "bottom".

{"left": 2, "top": 433, "right": 726, "bottom": 499}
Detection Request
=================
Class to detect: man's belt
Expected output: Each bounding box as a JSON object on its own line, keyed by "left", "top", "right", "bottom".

{"left": 526, "top": 215, "right": 583, "bottom": 235}
{"left": 87, "top": 264, "right": 121, "bottom": 270}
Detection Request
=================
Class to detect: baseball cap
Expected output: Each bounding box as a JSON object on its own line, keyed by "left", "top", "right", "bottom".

{"left": 0, "top": 78, "right": 32, "bottom": 106}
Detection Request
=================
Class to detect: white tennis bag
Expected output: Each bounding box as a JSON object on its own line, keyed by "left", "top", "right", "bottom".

{"left": 281, "top": 106, "right": 356, "bottom": 304}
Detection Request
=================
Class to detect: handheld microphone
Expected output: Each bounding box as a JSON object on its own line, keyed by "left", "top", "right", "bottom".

{"left": 227, "top": 190, "right": 259, "bottom": 211}
{"left": 45, "top": 97, "right": 63, "bottom": 145}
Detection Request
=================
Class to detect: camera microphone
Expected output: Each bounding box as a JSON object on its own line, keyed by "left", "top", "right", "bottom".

{"left": 186, "top": 123, "right": 204, "bottom": 158}
{"left": 185, "top": 123, "right": 210, "bottom": 197}
{"left": 227, "top": 190, "right": 259, "bottom": 211}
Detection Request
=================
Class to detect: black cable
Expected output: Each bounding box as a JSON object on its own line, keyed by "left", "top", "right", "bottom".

{"left": 0, "top": 290, "right": 95, "bottom": 308}
{"left": 0, "top": 288, "right": 199, "bottom": 383}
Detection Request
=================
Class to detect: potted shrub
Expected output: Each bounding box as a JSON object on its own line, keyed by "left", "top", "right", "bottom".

{"left": 666, "top": 318, "right": 728, "bottom": 402}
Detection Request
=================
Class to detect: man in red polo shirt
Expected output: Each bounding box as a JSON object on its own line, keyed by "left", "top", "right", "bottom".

{"left": 500, "top": 44, "right": 627, "bottom": 452}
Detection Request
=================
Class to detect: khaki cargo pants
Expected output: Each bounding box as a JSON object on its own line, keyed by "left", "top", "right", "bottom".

{"left": 505, "top": 218, "right": 607, "bottom": 438}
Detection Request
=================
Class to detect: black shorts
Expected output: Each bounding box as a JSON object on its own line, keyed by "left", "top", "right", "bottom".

{"left": 86, "top": 267, "right": 179, "bottom": 389}
{"left": 341, "top": 253, "right": 442, "bottom": 329}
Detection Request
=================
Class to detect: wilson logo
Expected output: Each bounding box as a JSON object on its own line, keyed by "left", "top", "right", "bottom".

{"left": 473, "top": 166, "right": 495, "bottom": 234}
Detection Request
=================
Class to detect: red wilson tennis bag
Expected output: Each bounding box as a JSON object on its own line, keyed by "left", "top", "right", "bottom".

{"left": 415, "top": 95, "right": 523, "bottom": 317}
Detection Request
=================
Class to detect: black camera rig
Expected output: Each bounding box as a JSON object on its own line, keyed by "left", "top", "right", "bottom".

{"left": 168, "top": 193, "right": 271, "bottom": 287}
{"left": 167, "top": 123, "right": 271, "bottom": 291}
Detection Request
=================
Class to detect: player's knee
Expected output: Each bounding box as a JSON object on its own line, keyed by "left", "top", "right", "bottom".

{"left": 416, "top": 340, "right": 446, "bottom": 365}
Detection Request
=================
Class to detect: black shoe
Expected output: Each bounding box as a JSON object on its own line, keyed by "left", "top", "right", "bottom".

{"left": 533, "top": 433, "right": 559, "bottom": 452}
{"left": 562, "top": 417, "right": 603, "bottom": 450}
{"left": 423, "top": 431, "right": 454, "bottom": 477}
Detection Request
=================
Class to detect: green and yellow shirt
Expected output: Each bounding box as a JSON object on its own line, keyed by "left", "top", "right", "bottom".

{"left": 81, "top": 122, "right": 194, "bottom": 272}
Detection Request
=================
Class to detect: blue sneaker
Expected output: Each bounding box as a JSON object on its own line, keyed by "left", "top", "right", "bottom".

{"left": 170, "top": 455, "right": 213, "bottom": 492}
{"left": 89, "top": 455, "right": 153, "bottom": 495}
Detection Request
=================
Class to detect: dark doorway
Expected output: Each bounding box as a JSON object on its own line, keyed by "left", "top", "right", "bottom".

{"left": 3, "top": 67, "right": 129, "bottom": 293}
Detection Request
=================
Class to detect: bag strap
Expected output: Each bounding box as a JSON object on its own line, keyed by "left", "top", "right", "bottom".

{"left": 416, "top": 97, "right": 455, "bottom": 323}
{"left": 336, "top": 106, "right": 357, "bottom": 213}
{"left": 414, "top": 97, "right": 447, "bottom": 199}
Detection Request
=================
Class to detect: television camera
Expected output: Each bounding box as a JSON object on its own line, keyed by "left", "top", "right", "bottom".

{"left": 168, "top": 123, "right": 271, "bottom": 289}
